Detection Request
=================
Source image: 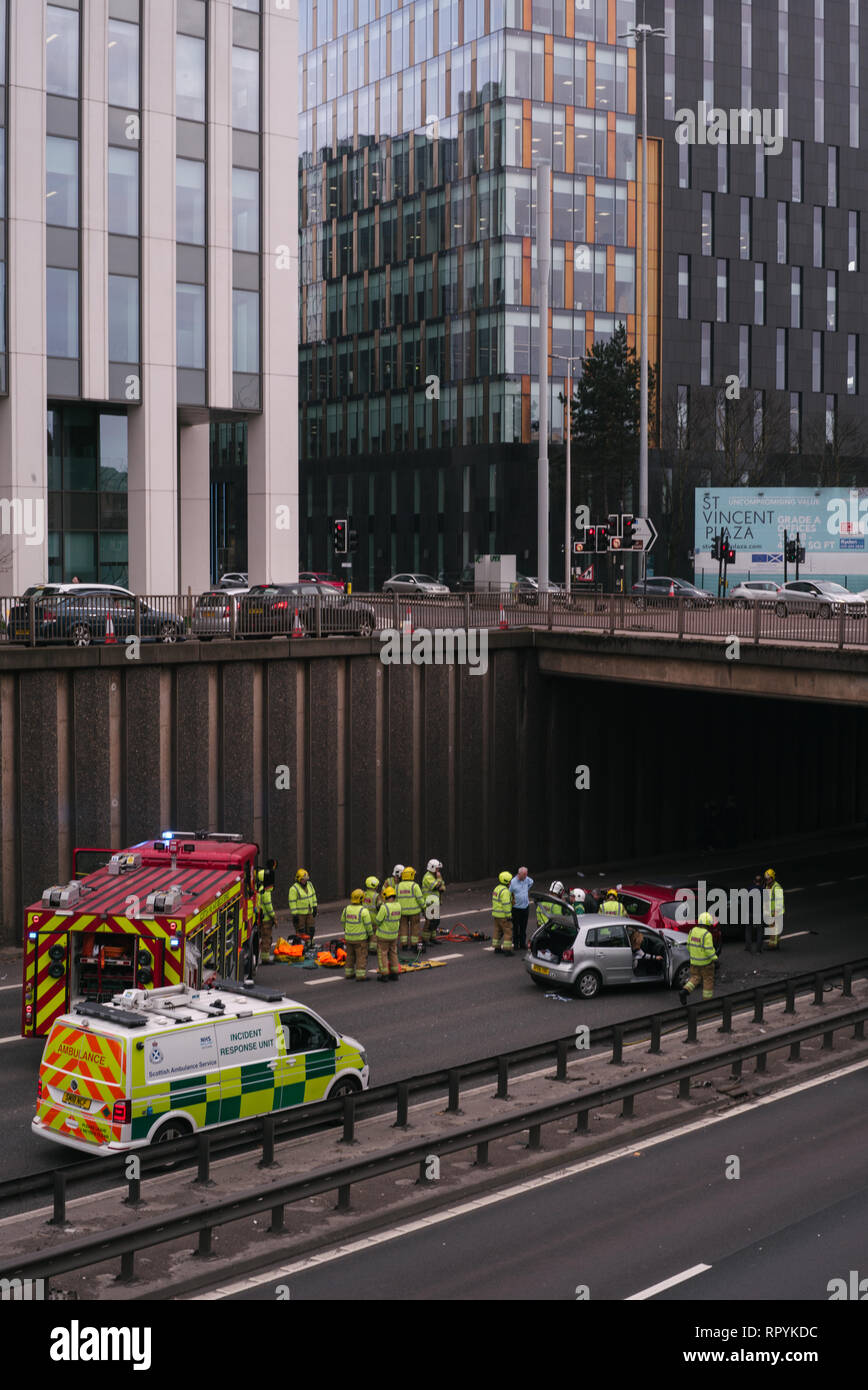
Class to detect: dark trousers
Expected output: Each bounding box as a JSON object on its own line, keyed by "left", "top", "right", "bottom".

{"left": 745, "top": 918, "right": 764, "bottom": 952}
{"left": 512, "top": 905, "right": 530, "bottom": 950}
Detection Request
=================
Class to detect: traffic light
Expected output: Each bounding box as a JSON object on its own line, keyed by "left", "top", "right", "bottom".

{"left": 595, "top": 524, "right": 609, "bottom": 553}
{"left": 797, "top": 545, "right": 806, "bottom": 564}
{"left": 607, "top": 513, "right": 620, "bottom": 536}
{"left": 785, "top": 539, "right": 797, "bottom": 563}
{"left": 724, "top": 545, "right": 736, "bottom": 566}
{"left": 574, "top": 527, "right": 587, "bottom": 552}
{"left": 348, "top": 529, "right": 359, "bottom": 554}
{"left": 333, "top": 518, "right": 348, "bottom": 554}
{"left": 711, "top": 536, "right": 722, "bottom": 561}
{"left": 587, "top": 526, "right": 596, "bottom": 551}
{"left": 621, "top": 515, "right": 635, "bottom": 549}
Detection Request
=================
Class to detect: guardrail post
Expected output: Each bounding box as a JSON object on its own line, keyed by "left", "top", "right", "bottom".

{"left": 340, "top": 1095, "right": 357, "bottom": 1144}
{"left": 855, "top": 1020, "right": 865, "bottom": 1041}
{"left": 621, "top": 1093, "right": 635, "bottom": 1118}
{"left": 526, "top": 1123, "right": 542, "bottom": 1150}
{"left": 575, "top": 1108, "right": 589, "bottom": 1133}
{"left": 719, "top": 997, "right": 733, "bottom": 1034}
{"left": 785, "top": 980, "right": 796, "bottom": 1014}
{"left": 611, "top": 1025, "right": 624, "bottom": 1064}
{"left": 678, "top": 1076, "right": 691, "bottom": 1099}
{"left": 555, "top": 1036, "right": 569, "bottom": 1079}
{"left": 259, "top": 1116, "right": 278, "bottom": 1170}
{"left": 135, "top": 596, "right": 142, "bottom": 640}
{"left": 731, "top": 1059, "right": 743, "bottom": 1081}
{"left": 648, "top": 1016, "right": 662, "bottom": 1054}
{"left": 229, "top": 596, "right": 237, "bottom": 640}
{"left": 676, "top": 597, "right": 685, "bottom": 640}
{"left": 837, "top": 605, "right": 846, "bottom": 650}
{"left": 314, "top": 594, "right": 322, "bottom": 639}
{"left": 393, "top": 1082, "right": 410, "bottom": 1128}
{"left": 447, "top": 1069, "right": 463, "bottom": 1114}
{"left": 116, "top": 1252, "right": 136, "bottom": 1284}
{"left": 495, "top": 1056, "right": 509, "bottom": 1099}
{"left": 336, "top": 1183, "right": 352, "bottom": 1212}
{"left": 28, "top": 597, "right": 36, "bottom": 648}
{"left": 269, "top": 1204, "right": 285, "bottom": 1234}
{"left": 789, "top": 1040, "right": 801, "bottom": 1061}
{"left": 392, "top": 591, "right": 399, "bottom": 630}
{"left": 753, "top": 990, "right": 765, "bottom": 1024}
{"left": 608, "top": 595, "right": 615, "bottom": 637}
{"left": 812, "top": 973, "right": 825, "bottom": 1006}
{"left": 753, "top": 596, "right": 761, "bottom": 645}
{"left": 463, "top": 592, "right": 471, "bottom": 630}
{"left": 474, "top": 1140, "right": 490, "bottom": 1167}
{"left": 823, "top": 1029, "right": 835, "bottom": 1051}
{"left": 755, "top": 1051, "right": 768, "bottom": 1074}
{"left": 685, "top": 1005, "right": 699, "bottom": 1043}
{"left": 195, "top": 1226, "right": 215, "bottom": 1259}
{"left": 842, "top": 965, "right": 853, "bottom": 998}
{"left": 124, "top": 1173, "right": 144, "bottom": 1208}
{"left": 48, "top": 1172, "right": 67, "bottom": 1227}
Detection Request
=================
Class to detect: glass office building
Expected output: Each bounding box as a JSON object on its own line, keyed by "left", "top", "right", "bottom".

{"left": 298, "top": 0, "right": 646, "bottom": 588}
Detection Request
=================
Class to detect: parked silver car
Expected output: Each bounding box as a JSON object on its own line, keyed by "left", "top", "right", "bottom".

{"left": 382, "top": 573, "right": 451, "bottom": 596}
{"left": 728, "top": 580, "right": 782, "bottom": 608}
{"left": 192, "top": 587, "right": 248, "bottom": 638}
{"left": 774, "top": 580, "right": 867, "bottom": 619}
{"left": 525, "top": 894, "right": 692, "bottom": 999}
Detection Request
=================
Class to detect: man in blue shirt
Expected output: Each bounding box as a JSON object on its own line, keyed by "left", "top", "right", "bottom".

{"left": 509, "top": 868, "right": 534, "bottom": 951}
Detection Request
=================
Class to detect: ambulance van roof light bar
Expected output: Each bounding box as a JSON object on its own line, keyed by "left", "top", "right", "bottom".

{"left": 213, "top": 978, "right": 285, "bottom": 1004}
{"left": 73, "top": 1002, "right": 148, "bottom": 1029}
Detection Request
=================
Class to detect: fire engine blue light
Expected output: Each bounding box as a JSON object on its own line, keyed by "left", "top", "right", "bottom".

{"left": 170, "top": 937, "right": 180, "bottom": 948}
{"left": 28, "top": 931, "right": 37, "bottom": 941}
{"left": 162, "top": 831, "right": 174, "bottom": 840}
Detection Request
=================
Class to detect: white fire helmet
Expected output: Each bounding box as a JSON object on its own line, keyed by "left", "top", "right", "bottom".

{"left": 426, "top": 859, "right": 443, "bottom": 873}
{"left": 570, "top": 888, "right": 586, "bottom": 905}
{"left": 549, "top": 880, "right": 565, "bottom": 897}
{"left": 392, "top": 863, "right": 405, "bottom": 879}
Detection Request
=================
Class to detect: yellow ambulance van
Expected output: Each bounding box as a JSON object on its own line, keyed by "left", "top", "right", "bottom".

{"left": 32, "top": 981, "right": 369, "bottom": 1155}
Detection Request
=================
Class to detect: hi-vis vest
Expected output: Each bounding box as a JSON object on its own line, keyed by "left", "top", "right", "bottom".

{"left": 764, "top": 883, "right": 784, "bottom": 927}
{"left": 376, "top": 901, "right": 403, "bottom": 938}
{"left": 396, "top": 880, "right": 424, "bottom": 916}
{"left": 537, "top": 899, "right": 567, "bottom": 926}
{"left": 421, "top": 871, "right": 443, "bottom": 896}
{"left": 687, "top": 924, "right": 717, "bottom": 966}
{"left": 256, "top": 870, "right": 274, "bottom": 910}
{"left": 492, "top": 884, "right": 512, "bottom": 919}
{"left": 362, "top": 888, "right": 380, "bottom": 911}
{"left": 341, "top": 904, "right": 372, "bottom": 941}
{"left": 600, "top": 899, "right": 627, "bottom": 916}
{"left": 289, "top": 880, "right": 317, "bottom": 913}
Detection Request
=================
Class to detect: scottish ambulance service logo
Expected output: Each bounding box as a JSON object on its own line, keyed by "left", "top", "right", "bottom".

{"left": 149, "top": 1043, "right": 163, "bottom": 1065}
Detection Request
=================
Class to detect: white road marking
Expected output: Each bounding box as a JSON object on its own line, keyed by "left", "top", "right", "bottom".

{"left": 847, "top": 875, "right": 866, "bottom": 881}
{"left": 440, "top": 909, "right": 489, "bottom": 919}
{"left": 192, "top": 1056, "right": 868, "bottom": 1301}
{"left": 305, "top": 977, "right": 342, "bottom": 986}
{"left": 782, "top": 931, "right": 810, "bottom": 940}
{"left": 816, "top": 881, "right": 836, "bottom": 888}
{"left": 626, "top": 1264, "right": 711, "bottom": 1301}
{"left": 305, "top": 953, "right": 463, "bottom": 985}
{"left": 0, "top": 1035, "right": 24, "bottom": 1046}
{"left": 0, "top": 983, "right": 20, "bottom": 992}
{"left": 786, "top": 887, "right": 805, "bottom": 893}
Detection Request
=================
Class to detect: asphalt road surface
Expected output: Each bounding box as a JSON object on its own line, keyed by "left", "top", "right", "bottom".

{"left": 2, "top": 831, "right": 866, "bottom": 1180}
{"left": 208, "top": 1061, "right": 868, "bottom": 1302}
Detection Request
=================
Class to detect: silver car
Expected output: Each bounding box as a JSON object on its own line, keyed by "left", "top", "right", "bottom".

{"left": 382, "top": 573, "right": 451, "bottom": 596}
{"left": 728, "top": 580, "right": 782, "bottom": 608}
{"left": 525, "top": 895, "right": 691, "bottom": 999}
{"left": 192, "top": 587, "right": 248, "bottom": 638}
{"left": 774, "top": 580, "right": 867, "bottom": 619}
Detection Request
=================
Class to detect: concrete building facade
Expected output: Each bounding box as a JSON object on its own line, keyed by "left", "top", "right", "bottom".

{"left": 0, "top": 0, "right": 298, "bottom": 595}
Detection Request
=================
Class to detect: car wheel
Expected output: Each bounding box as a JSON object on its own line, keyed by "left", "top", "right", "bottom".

{"left": 159, "top": 622, "right": 180, "bottom": 642}
{"left": 71, "top": 624, "right": 92, "bottom": 647}
{"left": 673, "top": 963, "right": 691, "bottom": 991}
{"left": 806, "top": 607, "right": 818, "bottom": 620}
{"left": 736, "top": 599, "right": 748, "bottom": 610}
{"left": 152, "top": 1118, "right": 192, "bottom": 1145}
{"left": 357, "top": 619, "right": 374, "bottom": 637}
{"left": 330, "top": 1076, "right": 362, "bottom": 1100}
{"left": 819, "top": 606, "right": 834, "bottom": 621}
{"left": 633, "top": 597, "right": 646, "bottom": 611}
{"left": 575, "top": 969, "right": 601, "bottom": 999}
{"left": 774, "top": 602, "right": 787, "bottom": 618}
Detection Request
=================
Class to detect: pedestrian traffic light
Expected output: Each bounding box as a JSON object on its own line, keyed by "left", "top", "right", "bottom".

{"left": 785, "top": 538, "right": 797, "bottom": 563}
{"left": 574, "top": 527, "right": 587, "bottom": 552}
{"left": 796, "top": 545, "right": 806, "bottom": 563}
{"left": 348, "top": 529, "right": 359, "bottom": 553}
{"left": 333, "top": 519, "right": 348, "bottom": 554}
{"left": 595, "top": 524, "right": 609, "bottom": 552}
{"left": 711, "top": 536, "right": 722, "bottom": 561}
{"left": 724, "top": 545, "right": 735, "bottom": 566}
{"left": 621, "top": 515, "right": 635, "bottom": 549}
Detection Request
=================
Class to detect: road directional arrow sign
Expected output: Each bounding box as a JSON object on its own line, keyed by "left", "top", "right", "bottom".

{"left": 631, "top": 517, "right": 658, "bottom": 552}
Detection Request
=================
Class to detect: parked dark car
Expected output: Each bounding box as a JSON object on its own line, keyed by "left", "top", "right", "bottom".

{"left": 237, "top": 582, "right": 377, "bottom": 638}
{"left": 7, "top": 589, "right": 185, "bottom": 645}
{"left": 631, "top": 577, "right": 714, "bottom": 608}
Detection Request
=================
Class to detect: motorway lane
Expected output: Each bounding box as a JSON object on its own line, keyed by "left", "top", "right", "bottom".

{"left": 2, "top": 834, "right": 866, "bottom": 1180}
{"left": 212, "top": 1062, "right": 868, "bottom": 1301}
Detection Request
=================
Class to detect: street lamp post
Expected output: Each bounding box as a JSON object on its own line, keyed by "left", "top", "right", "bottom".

{"left": 553, "top": 353, "right": 585, "bottom": 594}
{"left": 620, "top": 19, "right": 664, "bottom": 578}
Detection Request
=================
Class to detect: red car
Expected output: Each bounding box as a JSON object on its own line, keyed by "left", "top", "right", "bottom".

{"left": 299, "top": 571, "right": 346, "bottom": 591}
{"left": 609, "top": 883, "right": 724, "bottom": 953}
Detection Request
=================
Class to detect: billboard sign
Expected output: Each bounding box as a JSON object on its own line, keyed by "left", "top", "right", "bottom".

{"left": 693, "top": 488, "right": 868, "bottom": 592}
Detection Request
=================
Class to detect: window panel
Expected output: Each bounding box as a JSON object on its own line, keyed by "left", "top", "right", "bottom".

{"left": 108, "top": 276, "right": 138, "bottom": 363}
{"left": 108, "top": 147, "right": 139, "bottom": 236}
{"left": 234, "top": 291, "right": 260, "bottom": 373}
{"left": 232, "top": 168, "right": 259, "bottom": 251}
{"left": 177, "top": 34, "right": 206, "bottom": 122}
{"left": 46, "top": 5, "right": 79, "bottom": 99}
{"left": 46, "top": 138, "right": 78, "bottom": 228}
{"left": 176, "top": 159, "right": 205, "bottom": 245}
{"left": 46, "top": 267, "right": 79, "bottom": 358}
{"left": 107, "top": 19, "right": 139, "bottom": 109}
{"left": 177, "top": 283, "right": 206, "bottom": 368}
{"left": 232, "top": 47, "right": 260, "bottom": 131}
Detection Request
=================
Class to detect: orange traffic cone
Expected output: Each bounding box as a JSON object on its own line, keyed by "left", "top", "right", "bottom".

{"left": 499, "top": 604, "right": 508, "bottom": 630}
{"left": 105, "top": 611, "right": 117, "bottom": 644}
{"left": 290, "top": 607, "right": 305, "bottom": 638}
{"left": 668, "top": 582, "right": 675, "bottom": 598}
{"left": 401, "top": 606, "right": 414, "bottom": 636}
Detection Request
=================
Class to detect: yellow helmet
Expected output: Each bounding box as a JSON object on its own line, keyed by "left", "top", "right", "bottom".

{"left": 498, "top": 871, "right": 512, "bottom": 885}
{"left": 296, "top": 868, "right": 308, "bottom": 881}
{"left": 350, "top": 889, "right": 364, "bottom": 904}
{"left": 401, "top": 867, "right": 416, "bottom": 880}
{"left": 606, "top": 888, "right": 619, "bottom": 899}
{"left": 383, "top": 885, "right": 396, "bottom": 898}
{"left": 365, "top": 875, "right": 380, "bottom": 890}
{"left": 697, "top": 912, "right": 714, "bottom": 926}
{"left": 764, "top": 868, "right": 776, "bottom": 881}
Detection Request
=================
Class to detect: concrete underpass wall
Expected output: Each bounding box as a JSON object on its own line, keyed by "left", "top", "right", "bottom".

{"left": 541, "top": 677, "right": 868, "bottom": 870}
{"left": 1, "top": 638, "right": 866, "bottom": 945}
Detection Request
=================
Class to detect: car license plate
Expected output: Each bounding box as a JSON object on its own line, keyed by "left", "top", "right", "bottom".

{"left": 63, "top": 1090, "right": 90, "bottom": 1110}
{"left": 532, "top": 964, "right": 551, "bottom": 976}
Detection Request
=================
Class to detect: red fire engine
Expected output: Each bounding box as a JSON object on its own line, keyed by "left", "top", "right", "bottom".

{"left": 22, "top": 831, "right": 261, "bottom": 1038}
